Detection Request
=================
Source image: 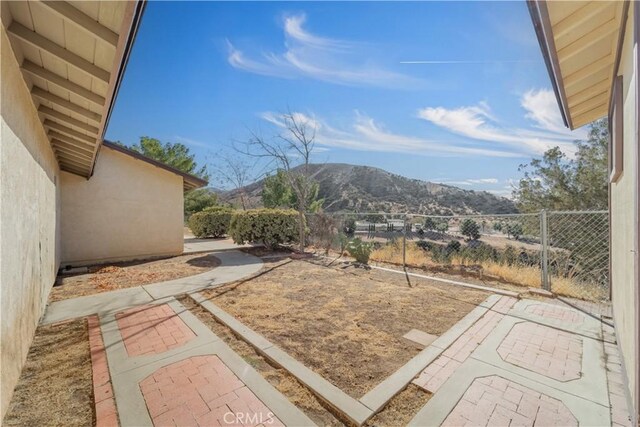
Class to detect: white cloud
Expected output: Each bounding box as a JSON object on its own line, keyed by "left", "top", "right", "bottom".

{"left": 521, "top": 89, "right": 587, "bottom": 137}
{"left": 417, "top": 90, "right": 586, "bottom": 157}
{"left": 261, "top": 110, "right": 520, "bottom": 158}
{"left": 226, "top": 13, "right": 421, "bottom": 88}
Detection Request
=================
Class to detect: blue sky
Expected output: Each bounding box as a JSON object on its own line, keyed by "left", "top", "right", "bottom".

{"left": 106, "top": 1, "right": 588, "bottom": 197}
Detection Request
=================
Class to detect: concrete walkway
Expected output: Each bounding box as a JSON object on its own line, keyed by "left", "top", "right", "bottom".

{"left": 93, "top": 297, "right": 314, "bottom": 426}
{"left": 408, "top": 297, "right": 632, "bottom": 426}
{"left": 184, "top": 238, "right": 257, "bottom": 254}
{"left": 42, "top": 250, "right": 263, "bottom": 324}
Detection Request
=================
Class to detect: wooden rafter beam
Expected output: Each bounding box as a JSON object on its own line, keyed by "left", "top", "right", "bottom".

{"left": 52, "top": 139, "right": 94, "bottom": 157}
{"left": 38, "top": 105, "right": 99, "bottom": 134}
{"left": 558, "top": 18, "right": 619, "bottom": 64}
{"left": 32, "top": 86, "right": 101, "bottom": 123}
{"left": 48, "top": 131, "right": 94, "bottom": 153}
{"left": 53, "top": 149, "right": 93, "bottom": 165}
{"left": 43, "top": 119, "right": 97, "bottom": 144}
{"left": 573, "top": 105, "right": 607, "bottom": 127}
{"left": 22, "top": 60, "right": 105, "bottom": 106}
{"left": 40, "top": 1, "right": 119, "bottom": 47}
{"left": 564, "top": 54, "right": 613, "bottom": 89}
{"left": 8, "top": 22, "right": 110, "bottom": 82}
{"left": 567, "top": 78, "right": 610, "bottom": 107}
{"left": 553, "top": 2, "right": 612, "bottom": 40}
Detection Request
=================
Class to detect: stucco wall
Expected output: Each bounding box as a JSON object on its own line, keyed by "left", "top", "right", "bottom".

{"left": 0, "top": 28, "right": 61, "bottom": 417}
{"left": 60, "top": 145, "right": 184, "bottom": 266}
{"left": 610, "top": 5, "right": 639, "bottom": 421}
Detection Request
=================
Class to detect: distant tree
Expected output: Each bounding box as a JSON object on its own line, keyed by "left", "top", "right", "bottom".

{"left": 262, "top": 170, "right": 294, "bottom": 208}
{"left": 513, "top": 119, "right": 607, "bottom": 211}
{"left": 424, "top": 217, "right": 436, "bottom": 231}
{"left": 365, "top": 213, "right": 385, "bottom": 223}
{"left": 184, "top": 189, "right": 218, "bottom": 220}
{"left": 262, "top": 169, "right": 323, "bottom": 212}
{"left": 215, "top": 154, "right": 253, "bottom": 210}
{"left": 130, "top": 136, "right": 209, "bottom": 180}
{"left": 505, "top": 222, "right": 524, "bottom": 241}
{"left": 435, "top": 221, "right": 449, "bottom": 234}
{"left": 242, "top": 110, "right": 321, "bottom": 251}
{"left": 460, "top": 219, "right": 481, "bottom": 241}
{"left": 493, "top": 222, "right": 503, "bottom": 232}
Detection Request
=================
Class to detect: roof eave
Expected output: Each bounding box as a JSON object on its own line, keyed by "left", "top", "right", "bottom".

{"left": 102, "top": 141, "right": 208, "bottom": 191}
{"left": 527, "top": 0, "right": 573, "bottom": 130}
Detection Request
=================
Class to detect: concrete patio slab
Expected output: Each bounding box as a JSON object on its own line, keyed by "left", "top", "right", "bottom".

{"left": 183, "top": 238, "right": 256, "bottom": 254}
{"left": 403, "top": 329, "right": 438, "bottom": 348}
{"left": 42, "top": 249, "right": 263, "bottom": 324}
{"left": 42, "top": 286, "right": 153, "bottom": 324}
{"left": 143, "top": 250, "right": 263, "bottom": 299}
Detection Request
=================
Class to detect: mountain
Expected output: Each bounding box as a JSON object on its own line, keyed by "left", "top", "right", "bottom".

{"left": 221, "top": 163, "right": 517, "bottom": 215}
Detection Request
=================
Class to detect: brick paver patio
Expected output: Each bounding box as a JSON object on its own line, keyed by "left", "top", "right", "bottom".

{"left": 497, "top": 322, "right": 582, "bottom": 382}
{"left": 139, "top": 355, "right": 283, "bottom": 427}
{"left": 116, "top": 304, "right": 197, "bottom": 357}
{"left": 441, "top": 375, "right": 578, "bottom": 427}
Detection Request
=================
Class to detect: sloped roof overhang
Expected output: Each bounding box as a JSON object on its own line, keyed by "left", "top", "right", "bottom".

{"left": 528, "top": 0, "right": 629, "bottom": 130}
{"left": 2, "top": 0, "right": 146, "bottom": 177}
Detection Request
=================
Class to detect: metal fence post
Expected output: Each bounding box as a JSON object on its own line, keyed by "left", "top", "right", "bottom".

{"left": 540, "top": 209, "right": 550, "bottom": 291}
{"left": 402, "top": 214, "right": 407, "bottom": 269}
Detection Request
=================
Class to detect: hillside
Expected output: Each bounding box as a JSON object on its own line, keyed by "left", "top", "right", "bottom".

{"left": 221, "top": 163, "right": 517, "bottom": 215}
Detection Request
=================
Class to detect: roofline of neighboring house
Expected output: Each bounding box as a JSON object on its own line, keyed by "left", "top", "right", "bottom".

{"left": 102, "top": 140, "right": 209, "bottom": 191}
{"left": 526, "top": 0, "right": 572, "bottom": 129}
{"left": 89, "top": 0, "right": 148, "bottom": 177}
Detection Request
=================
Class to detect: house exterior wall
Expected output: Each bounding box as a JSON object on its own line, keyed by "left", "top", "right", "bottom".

{"left": 610, "top": 5, "right": 639, "bottom": 422}
{"left": 60, "top": 145, "right": 184, "bottom": 266}
{"left": 0, "top": 28, "right": 61, "bottom": 418}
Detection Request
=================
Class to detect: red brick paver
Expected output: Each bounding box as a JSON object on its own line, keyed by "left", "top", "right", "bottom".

{"left": 88, "top": 315, "right": 119, "bottom": 427}
{"left": 116, "top": 304, "right": 196, "bottom": 357}
{"left": 413, "top": 296, "right": 517, "bottom": 393}
{"left": 442, "top": 375, "right": 578, "bottom": 426}
{"left": 524, "top": 304, "right": 584, "bottom": 324}
{"left": 497, "top": 322, "right": 582, "bottom": 382}
{"left": 140, "top": 355, "right": 283, "bottom": 426}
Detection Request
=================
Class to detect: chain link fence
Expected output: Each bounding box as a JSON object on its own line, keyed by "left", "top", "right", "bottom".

{"left": 306, "top": 210, "right": 609, "bottom": 302}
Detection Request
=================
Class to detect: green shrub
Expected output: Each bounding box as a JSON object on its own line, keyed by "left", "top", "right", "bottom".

{"left": 188, "top": 206, "right": 233, "bottom": 238}
{"left": 346, "top": 238, "right": 374, "bottom": 264}
{"left": 460, "top": 219, "right": 481, "bottom": 240}
{"left": 229, "top": 208, "right": 299, "bottom": 249}
{"left": 446, "top": 240, "right": 461, "bottom": 253}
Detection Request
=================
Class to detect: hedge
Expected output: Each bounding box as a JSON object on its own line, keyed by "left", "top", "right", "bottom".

{"left": 188, "top": 206, "right": 233, "bottom": 238}
{"left": 229, "top": 208, "right": 299, "bottom": 248}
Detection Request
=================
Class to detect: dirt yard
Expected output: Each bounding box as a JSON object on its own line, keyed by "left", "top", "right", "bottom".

{"left": 201, "top": 255, "right": 487, "bottom": 398}
{"left": 3, "top": 319, "right": 93, "bottom": 426}
{"left": 50, "top": 253, "right": 220, "bottom": 302}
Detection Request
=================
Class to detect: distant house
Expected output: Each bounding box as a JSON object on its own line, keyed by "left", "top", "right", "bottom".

{"left": 0, "top": 0, "right": 205, "bottom": 416}
{"left": 528, "top": 1, "right": 638, "bottom": 423}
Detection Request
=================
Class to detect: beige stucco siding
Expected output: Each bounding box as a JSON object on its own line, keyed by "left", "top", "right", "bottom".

{"left": 0, "top": 28, "right": 61, "bottom": 418}
{"left": 610, "top": 5, "right": 638, "bottom": 417}
{"left": 60, "top": 145, "right": 184, "bottom": 266}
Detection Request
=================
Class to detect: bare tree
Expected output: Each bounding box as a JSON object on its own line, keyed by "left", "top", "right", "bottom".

{"left": 240, "top": 110, "right": 319, "bottom": 252}
{"left": 214, "top": 153, "right": 254, "bottom": 210}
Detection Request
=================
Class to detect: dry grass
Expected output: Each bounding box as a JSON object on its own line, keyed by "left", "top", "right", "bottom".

{"left": 201, "top": 257, "right": 486, "bottom": 397}
{"left": 3, "top": 319, "right": 93, "bottom": 427}
{"left": 50, "top": 253, "right": 220, "bottom": 302}
{"left": 371, "top": 241, "right": 608, "bottom": 301}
